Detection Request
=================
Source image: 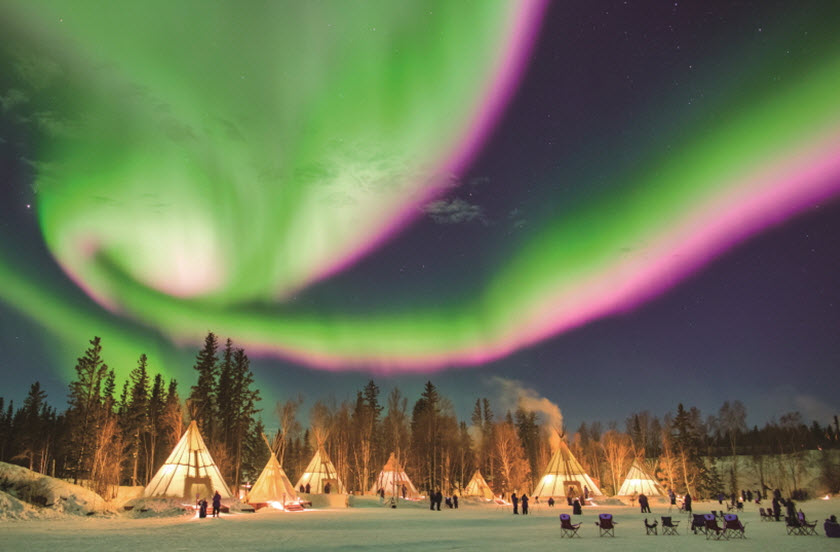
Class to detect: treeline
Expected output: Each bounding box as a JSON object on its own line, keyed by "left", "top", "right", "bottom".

{"left": 0, "top": 333, "right": 264, "bottom": 497}
{"left": 1, "top": 336, "right": 839, "bottom": 500}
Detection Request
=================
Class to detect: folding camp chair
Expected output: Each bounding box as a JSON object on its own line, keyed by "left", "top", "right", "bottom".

{"left": 704, "top": 513, "right": 728, "bottom": 540}
{"left": 723, "top": 514, "right": 746, "bottom": 539}
{"left": 797, "top": 511, "right": 818, "bottom": 536}
{"left": 644, "top": 518, "right": 658, "bottom": 535}
{"left": 786, "top": 515, "right": 804, "bottom": 535}
{"left": 661, "top": 516, "right": 680, "bottom": 536}
{"left": 691, "top": 513, "right": 707, "bottom": 535}
{"left": 595, "top": 513, "right": 617, "bottom": 537}
{"left": 560, "top": 514, "right": 581, "bottom": 538}
{"left": 759, "top": 507, "right": 772, "bottom": 521}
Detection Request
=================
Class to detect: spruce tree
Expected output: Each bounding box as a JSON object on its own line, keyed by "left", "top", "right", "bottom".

{"left": 146, "top": 374, "right": 166, "bottom": 480}
{"left": 67, "top": 336, "right": 109, "bottom": 483}
{"left": 229, "top": 347, "right": 260, "bottom": 488}
{"left": 18, "top": 382, "right": 47, "bottom": 470}
{"left": 123, "top": 354, "right": 150, "bottom": 485}
{"left": 189, "top": 332, "right": 219, "bottom": 438}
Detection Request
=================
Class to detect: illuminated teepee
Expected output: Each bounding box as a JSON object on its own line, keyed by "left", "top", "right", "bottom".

{"left": 617, "top": 458, "right": 664, "bottom": 496}
{"left": 247, "top": 436, "right": 298, "bottom": 505}
{"left": 532, "top": 439, "right": 602, "bottom": 499}
{"left": 295, "top": 445, "right": 346, "bottom": 494}
{"left": 369, "top": 452, "right": 419, "bottom": 498}
{"left": 463, "top": 469, "right": 494, "bottom": 499}
{"left": 143, "top": 420, "right": 232, "bottom": 500}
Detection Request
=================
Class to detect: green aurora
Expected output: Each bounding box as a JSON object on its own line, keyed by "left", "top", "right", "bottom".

{"left": 2, "top": 2, "right": 840, "bottom": 381}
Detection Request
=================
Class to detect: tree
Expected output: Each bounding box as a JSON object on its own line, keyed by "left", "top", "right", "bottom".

{"left": 514, "top": 407, "right": 540, "bottom": 488}
{"left": 670, "top": 404, "right": 706, "bottom": 495}
{"left": 14, "top": 382, "right": 48, "bottom": 471}
{"left": 274, "top": 395, "right": 303, "bottom": 466}
{"left": 600, "top": 429, "right": 633, "bottom": 495}
{"left": 122, "top": 354, "right": 150, "bottom": 485}
{"left": 382, "top": 387, "right": 410, "bottom": 481}
{"left": 351, "top": 380, "right": 383, "bottom": 491}
{"left": 410, "top": 382, "right": 443, "bottom": 492}
{"left": 492, "top": 420, "right": 529, "bottom": 493}
{"left": 145, "top": 374, "right": 166, "bottom": 482}
{"left": 66, "top": 336, "right": 109, "bottom": 483}
{"left": 228, "top": 347, "right": 261, "bottom": 488}
{"left": 189, "top": 332, "right": 218, "bottom": 438}
{"left": 718, "top": 400, "right": 747, "bottom": 493}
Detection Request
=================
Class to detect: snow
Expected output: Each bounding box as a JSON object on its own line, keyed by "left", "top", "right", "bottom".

{"left": 0, "top": 462, "right": 114, "bottom": 517}
{"left": 2, "top": 462, "right": 838, "bottom": 550}
{"left": 2, "top": 492, "right": 839, "bottom": 551}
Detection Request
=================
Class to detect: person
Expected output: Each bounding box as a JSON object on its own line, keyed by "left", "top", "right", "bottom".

{"left": 669, "top": 488, "right": 676, "bottom": 506}
{"left": 684, "top": 492, "right": 692, "bottom": 513}
{"left": 324, "top": 482, "right": 331, "bottom": 494}
{"left": 548, "top": 497, "right": 555, "bottom": 507}
{"left": 584, "top": 485, "right": 589, "bottom": 500}
{"left": 512, "top": 492, "right": 519, "bottom": 515}
{"left": 717, "top": 492, "right": 724, "bottom": 505}
{"left": 521, "top": 494, "right": 529, "bottom": 515}
{"left": 212, "top": 491, "right": 221, "bottom": 518}
{"left": 453, "top": 493, "right": 459, "bottom": 509}
{"left": 299, "top": 484, "right": 305, "bottom": 493}
{"left": 772, "top": 496, "right": 781, "bottom": 521}
{"left": 785, "top": 498, "right": 797, "bottom": 522}
{"left": 430, "top": 491, "right": 435, "bottom": 511}
{"left": 825, "top": 515, "right": 840, "bottom": 538}
{"left": 199, "top": 498, "right": 208, "bottom": 519}
{"left": 639, "top": 493, "right": 650, "bottom": 513}
{"left": 379, "top": 487, "right": 385, "bottom": 501}
{"left": 445, "top": 496, "right": 453, "bottom": 509}
{"left": 572, "top": 498, "right": 582, "bottom": 515}
{"left": 436, "top": 490, "right": 443, "bottom": 511}
{"left": 305, "top": 483, "right": 311, "bottom": 494}
{"left": 567, "top": 486, "right": 575, "bottom": 506}
{"left": 401, "top": 484, "right": 407, "bottom": 499}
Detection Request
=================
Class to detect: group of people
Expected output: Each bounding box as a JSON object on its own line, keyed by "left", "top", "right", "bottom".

{"left": 510, "top": 493, "right": 530, "bottom": 515}
{"left": 197, "top": 491, "right": 223, "bottom": 519}
{"left": 428, "top": 490, "right": 458, "bottom": 510}
{"left": 377, "top": 484, "right": 409, "bottom": 501}
{"left": 297, "top": 482, "right": 331, "bottom": 494}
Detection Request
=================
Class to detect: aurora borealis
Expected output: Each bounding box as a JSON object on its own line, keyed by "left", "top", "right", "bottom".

{"left": 2, "top": 1, "right": 840, "bottom": 425}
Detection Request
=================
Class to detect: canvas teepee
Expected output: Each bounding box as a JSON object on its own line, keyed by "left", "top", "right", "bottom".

{"left": 463, "top": 469, "right": 494, "bottom": 499}
{"left": 369, "top": 453, "right": 419, "bottom": 498}
{"left": 143, "top": 420, "right": 232, "bottom": 500}
{"left": 532, "top": 439, "right": 602, "bottom": 498}
{"left": 617, "top": 458, "right": 664, "bottom": 496}
{"left": 295, "top": 445, "right": 346, "bottom": 494}
{"left": 247, "top": 436, "right": 298, "bottom": 505}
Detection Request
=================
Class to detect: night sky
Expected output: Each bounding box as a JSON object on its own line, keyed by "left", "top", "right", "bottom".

{"left": 2, "top": 1, "right": 839, "bottom": 431}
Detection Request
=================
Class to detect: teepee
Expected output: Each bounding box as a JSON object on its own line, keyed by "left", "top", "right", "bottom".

{"left": 369, "top": 453, "right": 419, "bottom": 498}
{"left": 247, "top": 436, "right": 298, "bottom": 505}
{"left": 295, "top": 445, "right": 346, "bottom": 494}
{"left": 463, "top": 469, "right": 494, "bottom": 499}
{"left": 617, "top": 459, "right": 664, "bottom": 496}
{"left": 532, "top": 439, "right": 602, "bottom": 498}
{"left": 144, "top": 420, "right": 232, "bottom": 500}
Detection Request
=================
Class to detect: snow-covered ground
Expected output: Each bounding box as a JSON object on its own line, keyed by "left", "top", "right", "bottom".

{"left": 2, "top": 496, "right": 838, "bottom": 551}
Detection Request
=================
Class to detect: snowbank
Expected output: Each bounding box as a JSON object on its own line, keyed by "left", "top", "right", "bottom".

{"left": 0, "top": 462, "right": 111, "bottom": 516}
